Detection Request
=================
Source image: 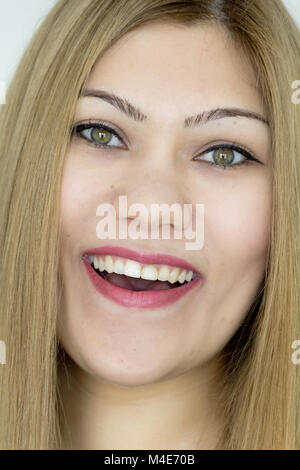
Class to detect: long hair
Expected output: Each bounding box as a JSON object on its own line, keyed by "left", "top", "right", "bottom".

{"left": 0, "top": 0, "right": 299, "bottom": 449}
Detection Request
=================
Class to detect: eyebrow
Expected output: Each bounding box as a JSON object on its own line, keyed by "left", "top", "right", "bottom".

{"left": 80, "top": 88, "right": 269, "bottom": 127}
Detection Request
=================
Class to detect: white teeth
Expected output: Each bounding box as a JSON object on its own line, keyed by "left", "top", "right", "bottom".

{"left": 141, "top": 265, "right": 158, "bottom": 281}
{"left": 91, "top": 255, "right": 197, "bottom": 284}
{"left": 93, "top": 256, "right": 99, "bottom": 270}
{"left": 178, "top": 270, "right": 187, "bottom": 284}
{"left": 113, "top": 258, "right": 124, "bottom": 275}
{"left": 168, "top": 267, "right": 180, "bottom": 284}
{"left": 123, "top": 259, "right": 141, "bottom": 278}
{"left": 157, "top": 266, "right": 169, "bottom": 282}
{"left": 104, "top": 255, "right": 114, "bottom": 273}
{"left": 99, "top": 257, "right": 105, "bottom": 272}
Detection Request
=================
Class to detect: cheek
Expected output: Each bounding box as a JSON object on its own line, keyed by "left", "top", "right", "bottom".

{"left": 204, "top": 174, "right": 272, "bottom": 262}
{"left": 59, "top": 155, "right": 100, "bottom": 244}
{"left": 180, "top": 175, "right": 272, "bottom": 363}
{"left": 59, "top": 149, "right": 119, "bottom": 238}
{"left": 60, "top": 169, "right": 88, "bottom": 230}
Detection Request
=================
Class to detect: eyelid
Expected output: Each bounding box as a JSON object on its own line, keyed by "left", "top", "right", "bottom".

{"left": 196, "top": 141, "right": 261, "bottom": 163}
{"left": 72, "top": 119, "right": 128, "bottom": 148}
{"left": 71, "top": 120, "right": 262, "bottom": 166}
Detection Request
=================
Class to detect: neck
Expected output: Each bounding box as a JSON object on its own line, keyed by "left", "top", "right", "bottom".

{"left": 58, "top": 353, "right": 226, "bottom": 450}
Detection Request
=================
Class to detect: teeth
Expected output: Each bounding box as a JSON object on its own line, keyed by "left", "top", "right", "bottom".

{"left": 178, "top": 270, "right": 187, "bottom": 284}
{"left": 93, "top": 256, "right": 99, "bottom": 270}
{"left": 104, "top": 255, "right": 114, "bottom": 273}
{"left": 91, "top": 255, "right": 197, "bottom": 284}
{"left": 157, "top": 266, "right": 169, "bottom": 282}
{"left": 141, "top": 265, "right": 158, "bottom": 281}
{"left": 99, "top": 257, "right": 105, "bottom": 272}
{"left": 123, "top": 259, "right": 141, "bottom": 278}
{"left": 113, "top": 258, "right": 124, "bottom": 275}
{"left": 168, "top": 268, "right": 180, "bottom": 284}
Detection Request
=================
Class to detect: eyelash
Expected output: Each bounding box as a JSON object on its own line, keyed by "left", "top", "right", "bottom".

{"left": 72, "top": 120, "right": 259, "bottom": 170}
{"left": 72, "top": 120, "right": 125, "bottom": 150}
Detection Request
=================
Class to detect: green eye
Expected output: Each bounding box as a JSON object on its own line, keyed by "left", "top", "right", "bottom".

{"left": 212, "top": 148, "right": 235, "bottom": 165}
{"left": 193, "top": 143, "right": 259, "bottom": 170}
{"left": 73, "top": 122, "right": 125, "bottom": 149}
{"left": 91, "top": 127, "right": 113, "bottom": 145}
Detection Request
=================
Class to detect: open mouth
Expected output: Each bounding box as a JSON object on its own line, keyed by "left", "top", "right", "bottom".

{"left": 82, "top": 252, "right": 202, "bottom": 308}
{"left": 84, "top": 253, "right": 199, "bottom": 292}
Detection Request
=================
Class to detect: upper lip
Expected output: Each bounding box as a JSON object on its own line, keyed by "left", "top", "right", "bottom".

{"left": 82, "top": 245, "right": 202, "bottom": 276}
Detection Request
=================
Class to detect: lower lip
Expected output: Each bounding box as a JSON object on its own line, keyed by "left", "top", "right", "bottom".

{"left": 82, "top": 259, "right": 202, "bottom": 309}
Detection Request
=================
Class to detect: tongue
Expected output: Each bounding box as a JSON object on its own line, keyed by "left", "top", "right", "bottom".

{"left": 103, "top": 272, "right": 172, "bottom": 291}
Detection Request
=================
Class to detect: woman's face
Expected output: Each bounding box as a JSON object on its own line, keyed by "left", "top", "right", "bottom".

{"left": 58, "top": 23, "right": 272, "bottom": 386}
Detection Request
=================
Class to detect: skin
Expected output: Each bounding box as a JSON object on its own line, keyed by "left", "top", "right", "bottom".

{"left": 57, "top": 22, "right": 272, "bottom": 450}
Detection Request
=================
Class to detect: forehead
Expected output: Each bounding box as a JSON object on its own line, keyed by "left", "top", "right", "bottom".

{"left": 83, "top": 22, "right": 265, "bottom": 123}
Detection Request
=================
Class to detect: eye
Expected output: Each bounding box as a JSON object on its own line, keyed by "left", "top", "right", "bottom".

{"left": 192, "top": 143, "right": 260, "bottom": 170}
{"left": 72, "top": 120, "right": 126, "bottom": 150}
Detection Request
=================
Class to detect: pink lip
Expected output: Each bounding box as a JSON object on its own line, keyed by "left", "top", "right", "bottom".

{"left": 82, "top": 245, "right": 203, "bottom": 309}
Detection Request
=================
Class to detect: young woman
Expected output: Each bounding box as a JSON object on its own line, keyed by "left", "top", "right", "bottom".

{"left": 0, "top": 0, "right": 299, "bottom": 450}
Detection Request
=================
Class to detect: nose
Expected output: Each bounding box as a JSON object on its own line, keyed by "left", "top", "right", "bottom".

{"left": 112, "top": 164, "right": 193, "bottom": 240}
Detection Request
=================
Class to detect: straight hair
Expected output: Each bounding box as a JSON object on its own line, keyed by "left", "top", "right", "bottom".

{"left": 0, "top": 0, "right": 299, "bottom": 449}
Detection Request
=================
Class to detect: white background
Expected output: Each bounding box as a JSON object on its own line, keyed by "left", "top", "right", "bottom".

{"left": 0, "top": 0, "right": 299, "bottom": 88}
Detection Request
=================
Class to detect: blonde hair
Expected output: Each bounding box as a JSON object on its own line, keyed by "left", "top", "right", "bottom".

{"left": 0, "top": 0, "right": 299, "bottom": 449}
